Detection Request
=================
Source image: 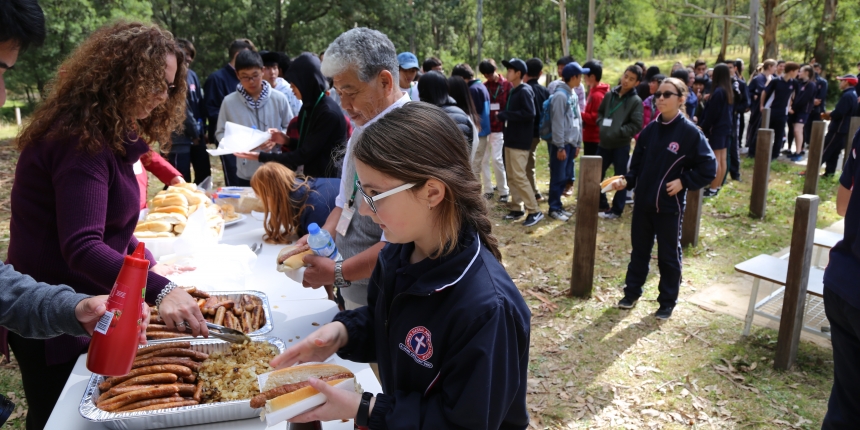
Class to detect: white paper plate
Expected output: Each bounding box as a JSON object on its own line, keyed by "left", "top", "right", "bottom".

{"left": 224, "top": 214, "right": 247, "bottom": 227}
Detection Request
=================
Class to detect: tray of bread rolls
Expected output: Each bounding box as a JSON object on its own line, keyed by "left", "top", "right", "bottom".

{"left": 79, "top": 337, "right": 286, "bottom": 430}
{"left": 146, "top": 288, "right": 274, "bottom": 342}
{"left": 134, "top": 183, "right": 225, "bottom": 240}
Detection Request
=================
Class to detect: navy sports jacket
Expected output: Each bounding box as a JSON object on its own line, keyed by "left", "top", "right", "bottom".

{"left": 334, "top": 228, "right": 531, "bottom": 430}
{"left": 624, "top": 112, "right": 716, "bottom": 213}
{"left": 792, "top": 80, "right": 817, "bottom": 115}
{"left": 828, "top": 87, "right": 859, "bottom": 135}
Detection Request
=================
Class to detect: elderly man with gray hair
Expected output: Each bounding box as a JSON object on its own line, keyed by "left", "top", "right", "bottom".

{"left": 280, "top": 28, "right": 408, "bottom": 311}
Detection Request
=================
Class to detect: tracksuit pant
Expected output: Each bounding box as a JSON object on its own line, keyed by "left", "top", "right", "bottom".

{"left": 624, "top": 209, "right": 683, "bottom": 307}
{"left": 746, "top": 109, "right": 762, "bottom": 156}
{"left": 473, "top": 132, "right": 509, "bottom": 195}
{"left": 822, "top": 288, "right": 860, "bottom": 429}
{"left": 770, "top": 113, "right": 788, "bottom": 159}
{"left": 822, "top": 131, "right": 847, "bottom": 176}
{"left": 598, "top": 145, "right": 630, "bottom": 215}
{"left": 547, "top": 143, "right": 574, "bottom": 213}
{"left": 505, "top": 147, "right": 539, "bottom": 214}
{"left": 526, "top": 137, "right": 542, "bottom": 196}
{"left": 803, "top": 111, "right": 822, "bottom": 146}
{"left": 728, "top": 134, "right": 740, "bottom": 180}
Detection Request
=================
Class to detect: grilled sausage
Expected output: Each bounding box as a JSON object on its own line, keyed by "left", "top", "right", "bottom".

{"left": 113, "top": 373, "right": 179, "bottom": 389}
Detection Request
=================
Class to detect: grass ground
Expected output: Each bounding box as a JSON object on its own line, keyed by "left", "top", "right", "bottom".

{"left": 0, "top": 118, "right": 839, "bottom": 428}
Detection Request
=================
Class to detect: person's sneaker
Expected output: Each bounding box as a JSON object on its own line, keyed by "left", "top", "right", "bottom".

{"left": 503, "top": 211, "right": 525, "bottom": 220}
{"left": 790, "top": 154, "right": 805, "bottom": 162}
{"left": 781, "top": 149, "right": 792, "bottom": 156}
{"left": 483, "top": 192, "right": 494, "bottom": 201}
{"left": 739, "top": 147, "right": 749, "bottom": 155}
{"left": 703, "top": 188, "right": 719, "bottom": 198}
{"left": 617, "top": 296, "right": 638, "bottom": 309}
{"left": 499, "top": 195, "right": 509, "bottom": 203}
{"left": 522, "top": 211, "right": 544, "bottom": 227}
{"left": 598, "top": 211, "right": 620, "bottom": 220}
{"left": 535, "top": 193, "right": 544, "bottom": 201}
{"left": 562, "top": 182, "right": 575, "bottom": 196}
{"left": 549, "top": 210, "right": 569, "bottom": 222}
{"left": 560, "top": 209, "right": 573, "bottom": 218}
{"left": 626, "top": 195, "right": 635, "bottom": 205}
{"left": 655, "top": 305, "right": 675, "bottom": 320}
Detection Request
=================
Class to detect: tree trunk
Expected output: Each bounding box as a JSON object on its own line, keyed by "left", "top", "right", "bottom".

{"left": 586, "top": 0, "right": 595, "bottom": 60}
{"left": 717, "top": 0, "right": 732, "bottom": 63}
{"left": 559, "top": 0, "right": 569, "bottom": 56}
{"left": 748, "top": 0, "right": 760, "bottom": 76}
{"left": 762, "top": 0, "right": 780, "bottom": 61}
{"left": 813, "top": 0, "right": 837, "bottom": 69}
{"left": 476, "top": 0, "right": 483, "bottom": 64}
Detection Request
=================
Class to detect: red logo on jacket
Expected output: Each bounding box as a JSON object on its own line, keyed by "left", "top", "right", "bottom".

{"left": 399, "top": 326, "right": 434, "bottom": 368}
{"left": 668, "top": 142, "right": 680, "bottom": 154}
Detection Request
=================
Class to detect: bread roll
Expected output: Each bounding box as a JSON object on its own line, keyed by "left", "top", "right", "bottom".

{"left": 152, "top": 193, "right": 188, "bottom": 208}
{"left": 135, "top": 221, "right": 173, "bottom": 233}
{"left": 133, "top": 231, "right": 158, "bottom": 238}
{"left": 262, "top": 364, "right": 353, "bottom": 391}
{"left": 167, "top": 186, "right": 207, "bottom": 205}
{"left": 276, "top": 245, "right": 313, "bottom": 271}
{"left": 145, "top": 213, "right": 188, "bottom": 225}
{"left": 151, "top": 205, "right": 189, "bottom": 217}
{"left": 174, "top": 224, "right": 186, "bottom": 234}
{"left": 155, "top": 231, "right": 176, "bottom": 238}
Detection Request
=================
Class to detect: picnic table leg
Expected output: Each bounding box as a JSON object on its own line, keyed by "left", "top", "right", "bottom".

{"left": 743, "top": 278, "right": 761, "bottom": 337}
{"left": 774, "top": 194, "right": 819, "bottom": 371}
{"left": 570, "top": 156, "right": 602, "bottom": 298}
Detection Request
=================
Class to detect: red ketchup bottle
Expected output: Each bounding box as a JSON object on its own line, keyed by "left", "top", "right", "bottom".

{"left": 86, "top": 242, "right": 150, "bottom": 376}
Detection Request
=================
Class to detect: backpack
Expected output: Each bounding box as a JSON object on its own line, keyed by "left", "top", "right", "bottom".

{"left": 539, "top": 88, "right": 579, "bottom": 142}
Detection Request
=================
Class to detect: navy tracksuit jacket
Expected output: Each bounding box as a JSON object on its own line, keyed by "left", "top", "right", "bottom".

{"left": 621, "top": 112, "right": 716, "bottom": 306}
{"left": 333, "top": 228, "right": 531, "bottom": 430}
{"left": 823, "top": 87, "right": 860, "bottom": 175}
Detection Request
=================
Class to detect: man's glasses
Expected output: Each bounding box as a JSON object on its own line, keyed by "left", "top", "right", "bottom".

{"left": 239, "top": 74, "right": 261, "bottom": 83}
{"left": 654, "top": 91, "right": 680, "bottom": 99}
{"left": 355, "top": 181, "right": 416, "bottom": 213}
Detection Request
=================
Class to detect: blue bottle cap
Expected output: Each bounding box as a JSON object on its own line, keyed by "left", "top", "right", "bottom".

{"left": 308, "top": 223, "right": 320, "bottom": 235}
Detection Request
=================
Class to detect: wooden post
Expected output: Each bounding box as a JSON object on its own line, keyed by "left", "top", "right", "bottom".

{"left": 760, "top": 107, "right": 771, "bottom": 130}
{"left": 774, "top": 194, "right": 819, "bottom": 370}
{"left": 681, "top": 188, "right": 703, "bottom": 247}
{"left": 845, "top": 117, "right": 860, "bottom": 168}
{"left": 749, "top": 129, "right": 774, "bottom": 219}
{"left": 803, "top": 121, "right": 826, "bottom": 195}
{"left": 570, "top": 156, "right": 602, "bottom": 298}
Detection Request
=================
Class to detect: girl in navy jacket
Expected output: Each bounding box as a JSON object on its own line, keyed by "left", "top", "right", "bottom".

{"left": 271, "top": 102, "right": 531, "bottom": 429}
{"left": 606, "top": 78, "right": 716, "bottom": 320}
{"left": 697, "top": 64, "right": 733, "bottom": 197}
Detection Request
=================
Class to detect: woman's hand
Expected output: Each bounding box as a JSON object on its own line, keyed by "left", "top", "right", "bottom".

{"left": 150, "top": 263, "right": 195, "bottom": 277}
{"left": 270, "top": 322, "right": 348, "bottom": 369}
{"left": 268, "top": 129, "right": 287, "bottom": 145}
{"left": 666, "top": 179, "right": 683, "bottom": 196}
{"left": 170, "top": 176, "right": 186, "bottom": 186}
{"left": 234, "top": 151, "right": 261, "bottom": 161}
{"left": 287, "top": 377, "right": 365, "bottom": 423}
{"left": 157, "top": 287, "right": 209, "bottom": 337}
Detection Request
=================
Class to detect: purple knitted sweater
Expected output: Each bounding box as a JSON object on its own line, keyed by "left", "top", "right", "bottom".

{"left": 6, "top": 131, "right": 169, "bottom": 365}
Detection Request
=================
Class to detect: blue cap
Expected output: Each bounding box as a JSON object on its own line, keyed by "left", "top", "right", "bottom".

{"left": 397, "top": 52, "right": 420, "bottom": 70}
{"left": 562, "top": 62, "right": 590, "bottom": 80}
{"left": 307, "top": 223, "right": 320, "bottom": 235}
{"left": 501, "top": 58, "right": 528, "bottom": 76}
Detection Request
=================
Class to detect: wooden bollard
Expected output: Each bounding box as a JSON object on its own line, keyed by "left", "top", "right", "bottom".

{"left": 761, "top": 107, "right": 771, "bottom": 130}
{"left": 749, "top": 129, "right": 774, "bottom": 219}
{"left": 774, "top": 194, "right": 819, "bottom": 371}
{"left": 570, "top": 156, "right": 602, "bottom": 298}
{"left": 803, "top": 121, "right": 826, "bottom": 195}
{"left": 845, "top": 117, "right": 860, "bottom": 168}
{"left": 681, "top": 188, "right": 703, "bottom": 247}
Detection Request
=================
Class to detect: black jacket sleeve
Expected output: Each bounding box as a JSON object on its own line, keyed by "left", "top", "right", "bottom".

{"left": 368, "top": 301, "right": 528, "bottom": 430}
{"left": 258, "top": 105, "right": 345, "bottom": 172}
{"left": 624, "top": 127, "right": 648, "bottom": 190}
{"left": 497, "top": 87, "right": 536, "bottom": 123}
{"left": 680, "top": 128, "right": 717, "bottom": 190}
{"left": 831, "top": 93, "right": 854, "bottom": 122}
{"left": 332, "top": 265, "right": 380, "bottom": 363}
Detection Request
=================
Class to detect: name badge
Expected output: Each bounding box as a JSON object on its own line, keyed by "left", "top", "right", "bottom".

{"left": 490, "top": 103, "right": 501, "bottom": 111}
{"left": 602, "top": 118, "right": 613, "bottom": 127}
{"left": 335, "top": 205, "right": 355, "bottom": 237}
{"left": 132, "top": 161, "right": 143, "bottom": 175}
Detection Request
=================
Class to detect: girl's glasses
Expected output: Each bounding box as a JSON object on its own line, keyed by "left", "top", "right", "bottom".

{"left": 356, "top": 181, "right": 416, "bottom": 214}
{"left": 654, "top": 91, "right": 680, "bottom": 99}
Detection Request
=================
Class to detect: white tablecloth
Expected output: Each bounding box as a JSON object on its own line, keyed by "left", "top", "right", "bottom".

{"left": 45, "top": 216, "right": 380, "bottom": 430}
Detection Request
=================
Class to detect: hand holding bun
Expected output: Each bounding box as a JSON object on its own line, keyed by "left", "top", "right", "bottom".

{"left": 600, "top": 175, "right": 627, "bottom": 192}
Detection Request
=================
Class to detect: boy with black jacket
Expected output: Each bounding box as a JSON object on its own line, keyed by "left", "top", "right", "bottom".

{"left": 498, "top": 58, "right": 541, "bottom": 226}
{"left": 597, "top": 65, "right": 643, "bottom": 219}
{"left": 727, "top": 62, "right": 748, "bottom": 181}
{"left": 821, "top": 75, "right": 860, "bottom": 176}
{"left": 525, "top": 58, "right": 550, "bottom": 201}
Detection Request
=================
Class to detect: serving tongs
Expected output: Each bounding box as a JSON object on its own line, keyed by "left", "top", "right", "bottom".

{"left": 206, "top": 322, "right": 253, "bottom": 344}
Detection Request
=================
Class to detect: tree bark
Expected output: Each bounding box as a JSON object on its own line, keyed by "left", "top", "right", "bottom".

{"left": 586, "top": 0, "right": 596, "bottom": 60}
{"left": 717, "top": 0, "right": 732, "bottom": 63}
{"left": 559, "top": 0, "right": 569, "bottom": 56}
{"left": 813, "top": 0, "right": 837, "bottom": 69}
{"left": 476, "top": 0, "right": 483, "bottom": 64}
{"left": 762, "top": 0, "right": 780, "bottom": 61}
{"left": 748, "top": 0, "right": 760, "bottom": 76}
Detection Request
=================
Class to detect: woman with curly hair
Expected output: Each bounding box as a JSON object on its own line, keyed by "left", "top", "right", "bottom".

{"left": 7, "top": 22, "right": 208, "bottom": 428}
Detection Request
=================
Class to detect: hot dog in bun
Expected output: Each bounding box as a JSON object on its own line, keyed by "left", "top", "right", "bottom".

{"left": 600, "top": 175, "right": 626, "bottom": 193}
{"left": 276, "top": 244, "right": 314, "bottom": 272}
{"left": 251, "top": 363, "right": 359, "bottom": 425}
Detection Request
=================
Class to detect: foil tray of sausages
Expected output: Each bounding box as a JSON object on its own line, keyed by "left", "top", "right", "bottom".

{"left": 147, "top": 289, "right": 274, "bottom": 342}
{"left": 78, "top": 336, "right": 286, "bottom": 430}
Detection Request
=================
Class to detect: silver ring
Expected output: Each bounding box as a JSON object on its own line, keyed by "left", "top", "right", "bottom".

{"left": 176, "top": 321, "right": 187, "bottom": 331}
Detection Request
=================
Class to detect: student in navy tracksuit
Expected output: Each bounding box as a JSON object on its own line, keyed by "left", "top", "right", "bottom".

{"left": 821, "top": 75, "right": 860, "bottom": 177}
{"left": 761, "top": 62, "right": 800, "bottom": 160}
{"left": 787, "top": 65, "right": 817, "bottom": 161}
{"left": 697, "top": 64, "right": 733, "bottom": 197}
{"left": 746, "top": 59, "right": 777, "bottom": 157}
{"left": 804, "top": 63, "right": 828, "bottom": 146}
{"left": 607, "top": 78, "right": 716, "bottom": 320}
{"left": 822, "top": 135, "right": 860, "bottom": 428}
{"left": 727, "top": 61, "right": 749, "bottom": 181}
{"left": 271, "top": 103, "right": 531, "bottom": 429}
